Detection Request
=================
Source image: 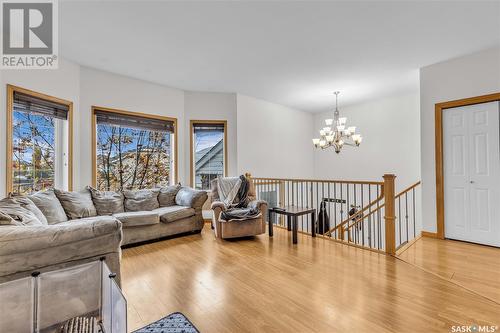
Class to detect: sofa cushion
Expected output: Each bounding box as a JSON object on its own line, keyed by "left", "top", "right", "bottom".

{"left": 9, "top": 196, "right": 48, "bottom": 225}
{"left": 28, "top": 190, "right": 68, "bottom": 224}
{"left": 123, "top": 189, "right": 160, "bottom": 212}
{"left": 154, "top": 206, "right": 195, "bottom": 224}
{"left": 113, "top": 211, "right": 159, "bottom": 227}
{"left": 55, "top": 189, "right": 97, "bottom": 220}
{"left": 88, "top": 187, "right": 125, "bottom": 216}
{"left": 158, "top": 185, "right": 181, "bottom": 207}
{"left": 0, "top": 198, "right": 45, "bottom": 226}
{"left": 0, "top": 210, "right": 17, "bottom": 225}
{"left": 175, "top": 187, "right": 208, "bottom": 209}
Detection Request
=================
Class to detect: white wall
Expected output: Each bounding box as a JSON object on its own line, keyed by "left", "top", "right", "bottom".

{"left": 79, "top": 67, "right": 185, "bottom": 188}
{"left": 313, "top": 92, "right": 421, "bottom": 191}
{"left": 183, "top": 92, "right": 238, "bottom": 183}
{"left": 420, "top": 46, "right": 500, "bottom": 232}
{"left": 0, "top": 59, "right": 81, "bottom": 197}
{"left": 236, "top": 94, "right": 315, "bottom": 178}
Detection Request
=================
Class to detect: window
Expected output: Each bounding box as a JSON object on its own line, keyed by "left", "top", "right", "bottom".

{"left": 92, "top": 107, "right": 177, "bottom": 191}
{"left": 7, "top": 85, "right": 73, "bottom": 195}
{"left": 190, "top": 121, "right": 227, "bottom": 190}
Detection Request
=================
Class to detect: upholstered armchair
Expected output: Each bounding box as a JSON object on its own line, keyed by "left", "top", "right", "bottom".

{"left": 211, "top": 175, "right": 268, "bottom": 239}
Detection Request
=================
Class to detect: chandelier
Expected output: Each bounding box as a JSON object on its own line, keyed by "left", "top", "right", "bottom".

{"left": 312, "top": 91, "right": 362, "bottom": 153}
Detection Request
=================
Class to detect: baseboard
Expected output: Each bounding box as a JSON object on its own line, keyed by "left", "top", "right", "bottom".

{"left": 421, "top": 231, "right": 438, "bottom": 238}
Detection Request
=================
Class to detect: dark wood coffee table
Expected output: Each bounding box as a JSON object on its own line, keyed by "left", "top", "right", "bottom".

{"left": 268, "top": 206, "right": 316, "bottom": 244}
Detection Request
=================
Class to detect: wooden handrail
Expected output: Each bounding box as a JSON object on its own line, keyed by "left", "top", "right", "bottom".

{"left": 395, "top": 181, "right": 421, "bottom": 199}
{"left": 345, "top": 181, "right": 421, "bottom": 232}
{"left": 252, "top": 176, "right": 383, "bottom": 186}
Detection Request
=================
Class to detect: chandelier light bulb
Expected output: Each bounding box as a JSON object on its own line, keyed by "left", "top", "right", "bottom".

{"left": 325, "top": 119, "right": 333, "bottom": 126}
{"left": 312, "top": 138, "right": 320, "bottom": 146}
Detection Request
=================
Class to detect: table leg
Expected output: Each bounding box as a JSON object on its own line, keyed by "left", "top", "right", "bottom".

{"left": 293, "top": 216, "right": 298, "bottom": 244}
{"left": 311, "top": 211, "right": 316, "bottom": 237}
{"left": 287, "top": 215, "right": 291, "bottom": 231}
{"left": 268, "top": 210, "right": 273, "bottom": 237}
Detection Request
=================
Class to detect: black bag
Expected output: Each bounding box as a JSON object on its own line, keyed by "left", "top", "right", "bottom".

{"left": 317, "top": 199, "right": 330, "bottom": 234}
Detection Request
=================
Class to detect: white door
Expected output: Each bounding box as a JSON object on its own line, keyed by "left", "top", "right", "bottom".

{"left": 443, "top": 101, "right": 500, "bottom": 247}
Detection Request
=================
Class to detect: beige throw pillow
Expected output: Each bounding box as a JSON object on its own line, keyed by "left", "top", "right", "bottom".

{"left": 158, "top": 185, "right": 181, "bottom": 207}
{"left": 28, "top": 189, "right": 68, "bottom": 224}
{"left": 55, "top": 189, "right": 98, "bottom": 220}
{"left": 123, "top": 189, "right": 160, "bottom": 212}
{"left": 88, "top": 186, "right": 125, "bottom": 216}
{"left": 0, "top": 198, "right": 44, "bottom": 226}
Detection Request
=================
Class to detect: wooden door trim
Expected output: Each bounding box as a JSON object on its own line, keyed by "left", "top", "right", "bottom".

{"left": 435, "top": 92, "right": 500, "bottom": 239}
{"left": 189, "top": 120, "right": 228, "bottom": 188}
{"left": 91, "top": 106, "right": 178, "bottom": 188}
{"left": 6, "top": 84, "right": 74, "bottom": 194}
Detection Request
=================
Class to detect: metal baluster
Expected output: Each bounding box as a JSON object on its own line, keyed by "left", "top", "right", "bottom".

{"left": 327, "top": 182, "right": 330, "bottom": 237}
{"left": 340, "top": 184, "right": 344, "bottom": 240}
{"left": 405, "top": 192, "right": 409, "bottom": 245}
{"left": 347, "top": 183, "right": 350, "bottom": 243}
{"left": 398, "top": 196, "right": 402, "bottom": 247}
{"left": 322, "top": 182, "right": 326, "bottom": 232}
{"left": 334, "top": 182, "right": 337, "bottom": 237}
{"left": 361, "top": 184, "right": 364, "bottom": 246}
{"left": 368, "top": 185, "right": 372, "bottom": 248}
{"left": 301, "top": 181, "right": 304, "bottom": 233}
{"left": 413, "top": 187, "right": 416, "bottom": 239}
{"left": 377, "top": 185, "right": 381, "bottom": 250}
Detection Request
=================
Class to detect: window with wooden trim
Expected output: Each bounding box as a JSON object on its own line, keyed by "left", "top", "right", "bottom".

{"left": 92, "top": 107, "right": 177, "bottom": 191}
{"left": 7, "top": 85, "right": 73, "bottom": 195}
{"left": 190, "top": 121, "right": 227, "bottom": 190}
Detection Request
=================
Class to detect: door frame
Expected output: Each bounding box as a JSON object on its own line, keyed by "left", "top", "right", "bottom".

{"left": 435, "top": 92, "right": 500, "bottom": 239}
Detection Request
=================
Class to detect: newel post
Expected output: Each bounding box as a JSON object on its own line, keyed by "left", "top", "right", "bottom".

{"left": 383, "top": 174, "right": 396, "bottom": 256}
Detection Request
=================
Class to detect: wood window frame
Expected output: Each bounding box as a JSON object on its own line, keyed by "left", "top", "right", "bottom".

{"left": 189, "top": 120, "right": 228, "bottom": 188}
{"left": 6, "top": 84, "right": 74, "bottom": 194}
{"left": 91, "top": 106, "right": 178, "bottom": 187}
{"left": 434, "top": 92, "right": 500, "bottom": 239}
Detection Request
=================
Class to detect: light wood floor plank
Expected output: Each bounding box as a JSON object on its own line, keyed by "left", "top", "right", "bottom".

{"left": 122, "top": 227, "right": 500, "bottom": 333}
{"left": 398, "top": 236, "right": 500, "bottom": 304}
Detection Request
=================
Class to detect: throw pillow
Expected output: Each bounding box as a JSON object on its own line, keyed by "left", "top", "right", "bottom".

{"left": 158, "top": 185, "right": 181, "bottom": 207}
{"left": 54, "top": 189, "right": 98, "bottom": 220}
{"left": 87, "top": 186, "right": 125, "bottom": 216}
{"left": 123, "top": 189, "right": 160, "bottom": 212}
{"left": 0, "top": 198, "right": 44, "bottom": 226}
{"left": 28, "top": 189, "right": 68, "bottom": 224}
{"left": 0, "top": 210, "right": 19, "bottom": 226}
{"left": 12, "top": 196, "right": 49, "bottom": 225}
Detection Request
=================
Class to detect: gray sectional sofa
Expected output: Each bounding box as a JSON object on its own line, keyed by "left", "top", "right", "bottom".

{"left": 0, "top": 185, "right": 207, "bottom": 285}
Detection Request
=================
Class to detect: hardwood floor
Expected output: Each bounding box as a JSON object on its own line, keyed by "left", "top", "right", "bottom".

{"left": 122, "top": 227, "right": 500, "bottom": 333}
{"left": 397, "top": 236, "right": 500, "bottom": 304}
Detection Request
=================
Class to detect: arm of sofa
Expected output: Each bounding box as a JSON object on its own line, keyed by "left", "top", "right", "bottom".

{"left": 0, "top": 217, "right": 122, "bottom": 282}
{"left": 0, "top": 217, "right": 121, "bottom": 255}
{"left": 175, "top": 187, "right": 208, "bottom": 212}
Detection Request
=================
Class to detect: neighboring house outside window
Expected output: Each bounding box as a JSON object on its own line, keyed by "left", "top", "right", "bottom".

{"left": 191, "top": 121, "right": 227, "bottom": 190}
{"left": 93, "top": 108, "right": 176, "bottom": 191}
{"left": 8, "top": 86, "right": 72, "bottom": 195}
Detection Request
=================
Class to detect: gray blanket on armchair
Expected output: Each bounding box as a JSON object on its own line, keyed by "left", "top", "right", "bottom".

{"left": 219, "top": 175, "right": 261, "bottom": 221}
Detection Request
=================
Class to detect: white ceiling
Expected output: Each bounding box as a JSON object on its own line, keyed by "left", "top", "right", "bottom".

{"left": 59, "top": 1, "right": 500, "bottom": 113}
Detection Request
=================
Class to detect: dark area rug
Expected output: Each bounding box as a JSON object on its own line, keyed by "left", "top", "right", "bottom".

{"left": 133, "top": 312, "right": 200, "bottom": 333}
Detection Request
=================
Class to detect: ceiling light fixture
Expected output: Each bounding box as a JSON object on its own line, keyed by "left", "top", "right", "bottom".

{"left": 312, "top": 91, "right": 362, "bottom": 153}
